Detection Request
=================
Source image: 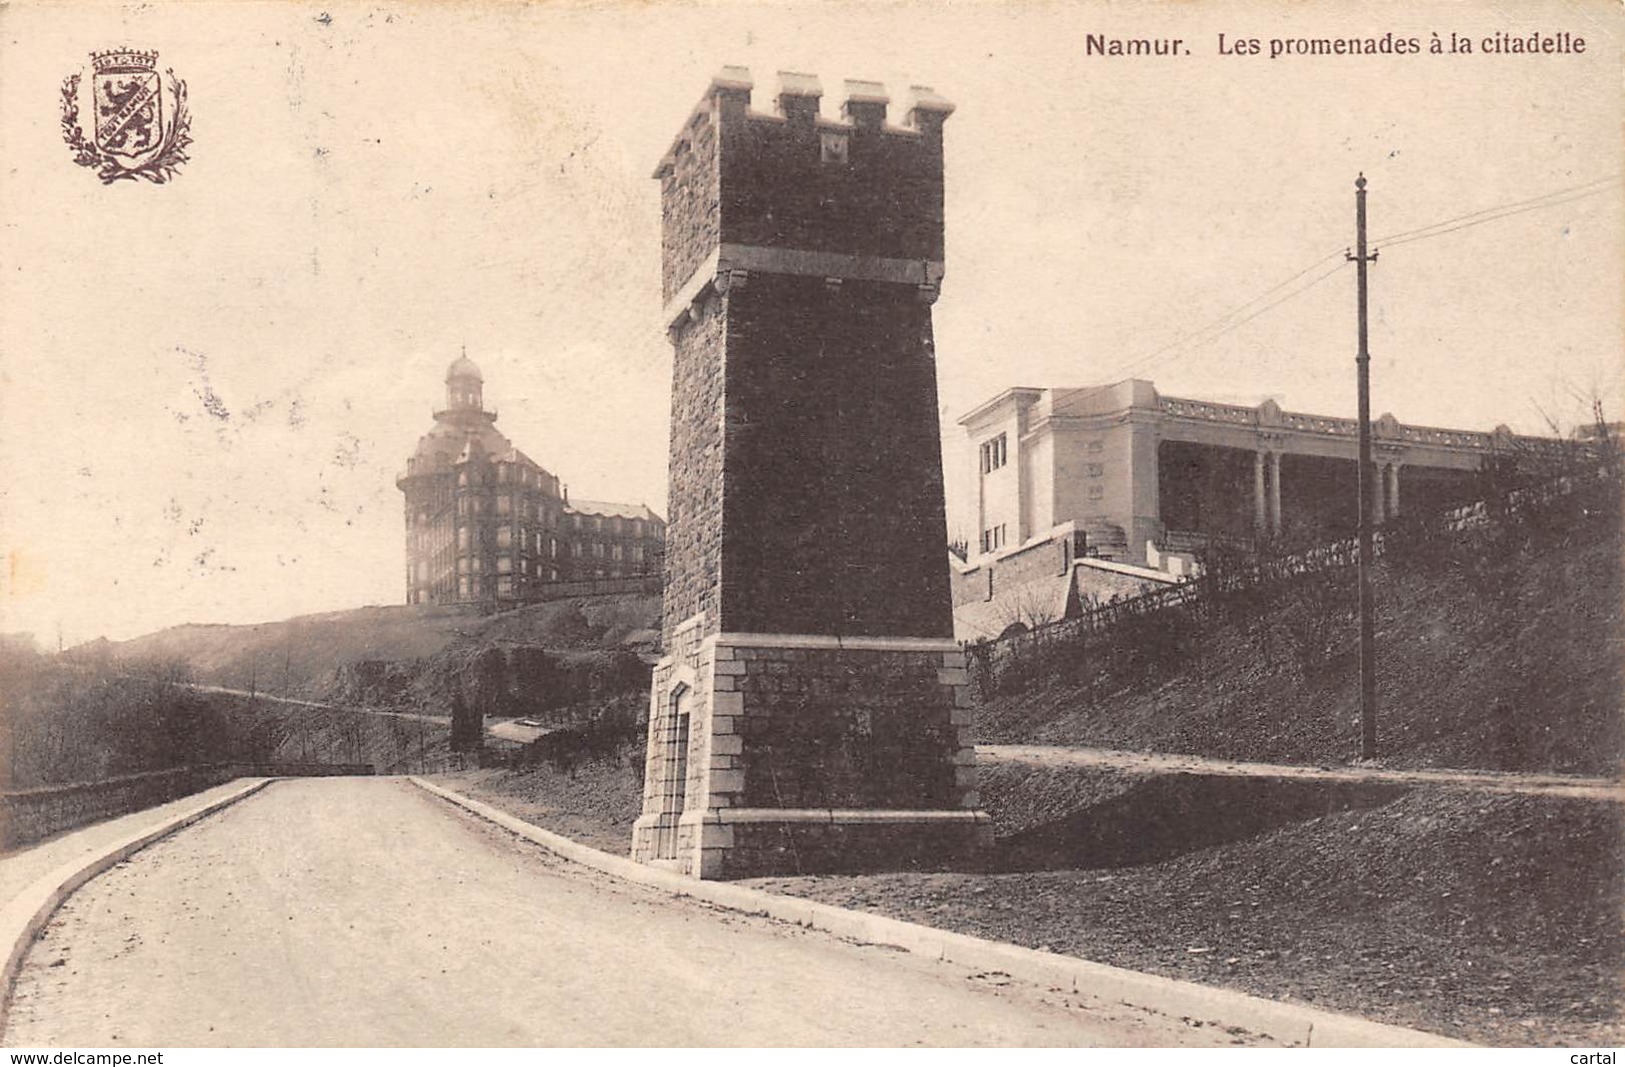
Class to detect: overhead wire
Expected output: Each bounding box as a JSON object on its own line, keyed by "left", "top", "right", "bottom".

{"left": 1372, "top": 174, "right": 1618, "bottom": 246}
{"left": 1136, "top": 258, "right": 1350, "bottom": 367}
{"left": 1109, "top": 246, "right": 1348, "bottom": 375}
{"left": 1379, "top": 184, "right": 1615, "bottom": 250}
{"left": 1048, "top": 174, "right": 1618, "bottom": 416}
{"left": 1051, "top": 252, "right": 1350, "bottom": 418}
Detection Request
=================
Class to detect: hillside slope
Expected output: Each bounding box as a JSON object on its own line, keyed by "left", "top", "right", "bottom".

{"left": 976, "top": 523, "right": 1622, "bottom": 775}
{"left": 91, "top": 594, "right": 660, "bottom": 718}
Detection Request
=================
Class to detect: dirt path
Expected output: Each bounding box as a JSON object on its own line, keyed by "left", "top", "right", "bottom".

{"left": 187, "top": 683, "right": 446, "bottom": 725}
{"left": 979, "top": 744, "right": 1625, "bottom": 801}
{"left": 4, "top": 778, "right": 1270, "bottom": 1047}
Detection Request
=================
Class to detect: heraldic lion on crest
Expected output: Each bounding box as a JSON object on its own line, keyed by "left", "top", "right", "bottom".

{"left": 61, "top": 48, "right": 191, "bottom": 184}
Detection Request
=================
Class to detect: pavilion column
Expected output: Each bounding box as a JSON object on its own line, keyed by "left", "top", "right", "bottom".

{"left": 1253, "top": 451, "right": 1268, "bottom": 532}
{"left": 1371, "top": 461, "right": 1387, "bottom": 526}
{"left": 1387, "top": 462, "right": 1401, "bottom": 518}
{"left": 1268, "top": 452, "right": 1283, "bottom": 535}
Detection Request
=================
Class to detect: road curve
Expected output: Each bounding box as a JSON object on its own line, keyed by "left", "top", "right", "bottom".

{"left": 4, "top": 778, "right": 1253, "bottom": 1047}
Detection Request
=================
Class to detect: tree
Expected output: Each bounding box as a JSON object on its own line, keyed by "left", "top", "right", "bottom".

{"left": 449, "top": 691, "right": 482, "bottom": 753}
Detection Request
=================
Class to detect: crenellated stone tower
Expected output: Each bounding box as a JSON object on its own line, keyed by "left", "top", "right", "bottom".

{"left": 631, "top": 68, "right": 990, "bottom": 879}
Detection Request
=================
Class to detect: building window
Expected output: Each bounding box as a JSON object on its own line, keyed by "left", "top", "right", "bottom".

{"left": 497, "top": 556, "right": 512, "bottom": 574}
{"left": 457, "top": 527, "right": 469, "bottom": 550}
{"left": 497, "top": 527, "right": 512, "bottom": 548}
{"left": 1088, "top": 485, "right": 1105, "bottom": 501}
{"left": 979, "top": 524, "right": 1008, "bottom": 553}
{"left": 612, "top": 544, "right": 623, "bottom": 561}
{"left": 979, "top": 433, "right": 1008, "bottom": 474}
{"left": 632, "top": 545, "right": 644, "bottom": 563}
{"left": 497, "top": 576, "right": 512, "bottom": 596}
{"left": 496, "top": 494, "right": 511, "bottom": 515}
{"left": 1087, "top": 463, "right": 1104, "bottom": 478}
{"left": 1087, "top": 439, "right": 1104, "bottom": 453}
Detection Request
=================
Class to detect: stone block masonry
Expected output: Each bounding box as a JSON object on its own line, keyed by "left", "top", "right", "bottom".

{"left": 659, "top": 295, "right": 727, "bottom": 650}
{"left": 631, "top": 632, "right": 990, "bottom": 880}
{"left": 723, "top": 273, "right": 953, "bottom": 639}
{"left": 634, "top": 69, "right": 988, "bottom": 878}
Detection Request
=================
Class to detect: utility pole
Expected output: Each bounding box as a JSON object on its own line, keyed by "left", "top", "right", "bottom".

{"left": 1348, "top": 174, "right": 1379, "bottom": 760}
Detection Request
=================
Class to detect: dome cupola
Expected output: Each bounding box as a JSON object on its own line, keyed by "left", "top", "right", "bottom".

{"left": 445, "top": 350, "right": 484, "bottom": 411}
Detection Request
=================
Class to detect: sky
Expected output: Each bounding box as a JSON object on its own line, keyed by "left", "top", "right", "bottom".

{"left": 1, "top": 0, "right": 1619, "bottom": 646}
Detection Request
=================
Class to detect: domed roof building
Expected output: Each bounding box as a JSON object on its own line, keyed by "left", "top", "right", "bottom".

{"left": 396, "top": 355, "right": 665, "bottom": 606}
{"left": 446, "top": 353, "right": 483, "bottom": 382}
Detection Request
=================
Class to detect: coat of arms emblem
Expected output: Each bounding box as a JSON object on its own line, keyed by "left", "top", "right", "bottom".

{"left": 61, "top": 49, "right": 191, "bottom": 184}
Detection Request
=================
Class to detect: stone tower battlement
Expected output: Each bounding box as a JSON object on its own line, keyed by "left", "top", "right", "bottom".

{"left": 655, "top": 67, "right": 958, "bottom": 649}
{"left": 634, "top": 68, "right": 986, "bottom": 880}
{"left": 654, "top": 68, "right": 954, "bottom": 308}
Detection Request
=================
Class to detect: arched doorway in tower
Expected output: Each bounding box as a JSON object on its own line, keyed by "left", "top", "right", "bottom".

{"left": 653, "top": 683, "right": 691, "bottom": 862}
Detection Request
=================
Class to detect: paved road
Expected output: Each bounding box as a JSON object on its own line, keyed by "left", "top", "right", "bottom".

{"left": 4, "top": 778, "right": 1257, "bottom": 1047}
{"left": 980, "top": 744, "right": 1625, "bottom": 801}
{"left": 0, "top": 780, "right": 268, "bottom": 907}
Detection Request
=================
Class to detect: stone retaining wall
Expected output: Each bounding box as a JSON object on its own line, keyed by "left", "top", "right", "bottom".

{"left": 1, "top": 763, "right": 374, "bottom": 850}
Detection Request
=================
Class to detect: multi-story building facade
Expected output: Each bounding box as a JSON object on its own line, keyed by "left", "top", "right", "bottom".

{"left": 396, "top": 356, "right": 665, "bottom": 606}
{"left": 946, "top": 377, "right": 1570, "bottom": 640}
{"left": 959, "top": 377, "right": 1557, "bottom": 569}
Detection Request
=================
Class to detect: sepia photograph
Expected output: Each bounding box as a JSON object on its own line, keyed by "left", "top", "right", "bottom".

{"left": 0, "top": 0, "right": 1620, "bottom": 1051}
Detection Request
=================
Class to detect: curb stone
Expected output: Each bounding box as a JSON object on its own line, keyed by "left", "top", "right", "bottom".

{"left": 0, "top": 778, "right": 274, "bottom": 1037}
{"left": 412, "top": 776, "right": 1472, "bottom": 1048}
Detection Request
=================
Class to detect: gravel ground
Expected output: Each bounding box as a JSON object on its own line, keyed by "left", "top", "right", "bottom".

{"left": 748, "top": 780, "right": 1625, "bottom": 1048}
